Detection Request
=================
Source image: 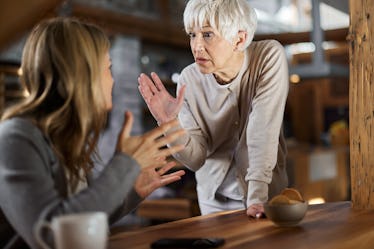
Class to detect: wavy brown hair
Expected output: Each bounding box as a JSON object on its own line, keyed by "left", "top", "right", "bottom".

{"left": 2, "top": 17, "right": 110, "bottom": 189}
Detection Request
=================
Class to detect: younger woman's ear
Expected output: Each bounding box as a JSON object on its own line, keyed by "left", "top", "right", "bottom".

{"left": 234, "top": 30, "right": 248, "bottom": 51}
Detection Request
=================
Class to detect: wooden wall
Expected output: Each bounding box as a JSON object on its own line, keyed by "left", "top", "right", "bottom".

{"left": 349, "top": 0, "right": 374, "bottom": 209}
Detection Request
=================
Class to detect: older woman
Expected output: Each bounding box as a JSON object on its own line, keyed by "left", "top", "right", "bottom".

{"left": 138, "top": 0, "right": 289, "bottom": 218}
{"left": 0, "top": 17, "right": 186, "bottom": 249}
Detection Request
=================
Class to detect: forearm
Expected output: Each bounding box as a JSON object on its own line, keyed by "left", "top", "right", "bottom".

{"left": 246, "top": 180, "right": 269, "bottom": 207}
{"left": 0, "top": 149, "right": 140, "bottom": 248}
{"left": 245, "top": 111, "right": 286, "bottom": 206}
{"left": 109, "top": 187, "right": 143, "bottom": 224}
{"left": 162, "top": 119, "right": 207, "bottom": 171}
{"left": 64, "top": 153, "right": 141, "bottom": 216}
{"left": 245, "top": 41, "right": 289, "bottom": 206}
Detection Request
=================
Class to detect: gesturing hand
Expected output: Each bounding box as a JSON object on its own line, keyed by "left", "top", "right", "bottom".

{"left": 246, "top": 203, "right": 264, "bottom": 218}
{"left": 134, "top": 161, "right": 185, "bottom": 198}
{"left": 116, "top": 111, "right": 185, "bottom": 169}
{"left": 138, "top": 72, "right": 186, "bottom": 124}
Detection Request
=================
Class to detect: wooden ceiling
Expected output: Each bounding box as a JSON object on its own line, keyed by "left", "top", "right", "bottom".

{"left": 72, "top": 2, "right": 348, "bottom": 48}
{"left": 0, "top": 0, "right": 348, "bottom": 52}
{"left": 0, "top": 0, "right": 65, "bottom": 53}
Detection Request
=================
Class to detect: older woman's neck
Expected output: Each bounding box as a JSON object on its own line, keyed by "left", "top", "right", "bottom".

{"left": 213, "top": 52, "right": 244, "bottom": 85}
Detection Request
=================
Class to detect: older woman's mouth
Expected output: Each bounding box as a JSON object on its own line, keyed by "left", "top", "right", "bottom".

{"left": 195, "top": 57, "right": 209, "bottom": 64}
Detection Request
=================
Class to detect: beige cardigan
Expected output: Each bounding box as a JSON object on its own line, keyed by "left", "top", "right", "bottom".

{"left": 172, "top": 40, "right": 289, "bottom": 208}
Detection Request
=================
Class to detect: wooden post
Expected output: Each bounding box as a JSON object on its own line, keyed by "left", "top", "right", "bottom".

{"left": 0, "top": 74, "right": 4, "bottom": 115}
{"left": 349, "top": 0, "right": 374, "bottom": 209}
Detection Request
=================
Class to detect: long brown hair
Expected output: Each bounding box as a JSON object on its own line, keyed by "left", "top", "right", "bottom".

{"left": 2, "top": 17, "right": 110, "bottom": 188}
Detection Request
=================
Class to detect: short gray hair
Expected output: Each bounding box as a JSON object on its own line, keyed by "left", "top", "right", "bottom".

{"left": 183, "top": 0, "right": 257, "bottom": 50}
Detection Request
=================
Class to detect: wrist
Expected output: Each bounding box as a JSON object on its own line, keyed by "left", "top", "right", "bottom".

{"left": 157, "top": 116, "right": 178, "bottom": 126}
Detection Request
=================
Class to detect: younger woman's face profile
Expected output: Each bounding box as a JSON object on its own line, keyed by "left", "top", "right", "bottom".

{"left": 100, "top": 52, "right": 114, "bottom": 110}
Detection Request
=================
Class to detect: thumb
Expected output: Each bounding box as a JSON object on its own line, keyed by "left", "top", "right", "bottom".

{"left": 121, "top": 111, "right": 133, "bottom": 139}
{"left": 176, "top": 84, "right": 186, "bottom": 111}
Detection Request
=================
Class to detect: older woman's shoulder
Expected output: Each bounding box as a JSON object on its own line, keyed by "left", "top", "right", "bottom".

{"left": 179, "top": 63, "right": 204, "bottom": 84}
{"left": 180, "top": 62, "right": 200, "bottom": 75}
{"left": 248, "top": 40, "right": 286, "bottom": 62}
{"left": 249, "top": 40, "right": 284, "bottom": 53}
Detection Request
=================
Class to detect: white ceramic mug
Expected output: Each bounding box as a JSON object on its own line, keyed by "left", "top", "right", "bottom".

{"left": 34, "top": 212, "right": 108, "bottom": 249}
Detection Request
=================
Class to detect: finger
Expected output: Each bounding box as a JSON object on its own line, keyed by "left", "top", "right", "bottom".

{"left": 246, "top": 209, "right": 257, "bottom": 218}
{"left": 157, "top": 161, "right": 177, "bottom": 175}
{"left": 154, "top": 129, "right": 185, "bottom": 147}
{"left": 144, "top": 119, "right": 181, "bottom": 140}
{"left": 168, "top": 84, "right": 186, "bottom": 116}
{"left": 177, "top": 84, "right": 186, "bottom": 107}
{"left": 255, "top": 212, "right": 263, "bottom": 219}
{"left": 138, "top": 85, "right": 152, "bottom": 104}
{"left": 159, "top": 174, "right": 183, "bottom": 186}
{"left": 158, "top": 118, "right": 180, "bottom": 130}
{"left": 142, "top": 158, "right": 168, "bottom": 170}
{"left": 139, "top": 73, "right": 158, "bottom": 93}
{"left": 120, "top": 111, "right": 133, "bottom": 139}
{"left": 246, "top": 204, "right": 264, "bottom": 218}
{"left": 151, "top": 72, "right": 167, "bottom": 92}
{"left": 254, "top": 204, "right": 264, "bottom": 213}
{"left": 161, "top": 170, "right": 185, "bottom": 178}
{"left": 157, "top": 144, "right": 185, "bottom": 159}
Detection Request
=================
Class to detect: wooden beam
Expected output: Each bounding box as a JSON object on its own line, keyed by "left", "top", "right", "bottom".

{"left": 72, "top": 3, "right": 189, "bottom": 48}
{"left": 349, "top": 0, "right": 374, "bottom": 209}
{"left": 254, "top": 28, "right": 349, "bottom": 45}
{"left": 71, "top": 3, "right": 348, "bottom": 49}
{"left": 0, "top": 0, "right": 64, "bottom": 52}
{"left": 0, "top": 1, "right": 349, "bottom": 51}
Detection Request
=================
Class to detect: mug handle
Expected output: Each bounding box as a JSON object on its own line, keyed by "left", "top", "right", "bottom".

{"left": 33, "top": 220, "right": 53, "bottom": 249}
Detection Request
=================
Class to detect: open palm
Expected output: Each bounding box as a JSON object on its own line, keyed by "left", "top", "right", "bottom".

{"left": 134, "top": 161, "right": 185, "bottom": 198}
{"left": 138, "top": 72, "right": 186, "bottom": 124}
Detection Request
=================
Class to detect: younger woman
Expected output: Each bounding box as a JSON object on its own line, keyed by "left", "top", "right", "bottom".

{"left": 0, "top": 17, "right": 185, "bottom": 249}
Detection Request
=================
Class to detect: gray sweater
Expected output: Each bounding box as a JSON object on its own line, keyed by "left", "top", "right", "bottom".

{"left": 0, "top": 117, "right": 142, "bottom": 249}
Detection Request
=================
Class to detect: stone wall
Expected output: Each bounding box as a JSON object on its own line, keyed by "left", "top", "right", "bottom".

{"left": 94, "top": 35, "right": 143, "bottom": 172}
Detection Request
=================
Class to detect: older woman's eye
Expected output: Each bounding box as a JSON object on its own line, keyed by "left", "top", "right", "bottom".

{"left": 188, "top": 32, "right": 196, "bottom": 39}
{"left": 203, "top": 32, "right": 214, "bottom": 39}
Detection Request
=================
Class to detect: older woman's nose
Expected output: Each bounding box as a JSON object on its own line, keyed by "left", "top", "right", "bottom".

{"left": 192, "top": 38, "right": 204, "bottom": 53}
{"left": 191, "top": 34, "right": 204, "bottom": 52}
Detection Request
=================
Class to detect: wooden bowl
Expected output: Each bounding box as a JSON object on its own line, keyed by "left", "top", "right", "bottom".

{"left": 264, "top": 201, "right": 308, "bottom": 227}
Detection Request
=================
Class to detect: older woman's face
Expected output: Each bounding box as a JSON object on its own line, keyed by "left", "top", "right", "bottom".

{"left": 188, "top": 24, "right": 236, "bottom": 74}
{"left": 101, "top": 53, "right": 114, "bottom": 110}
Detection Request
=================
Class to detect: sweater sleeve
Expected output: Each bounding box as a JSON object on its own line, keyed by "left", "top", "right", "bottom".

{"left": 245, "top": 40, "right": 289, "bottom": 207}
{"left": 0, "top": 120, "right": 141, "bottom": 249}
{"left": 172, "top": 94, "right": 209, "bottom": 171}
{"left": 162, "top": 72, "right": 210, "bottom": 171}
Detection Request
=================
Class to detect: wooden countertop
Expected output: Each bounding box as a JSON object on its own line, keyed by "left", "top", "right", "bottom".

{"left": 109, "top": 201, "right": 374, "bottom": 249}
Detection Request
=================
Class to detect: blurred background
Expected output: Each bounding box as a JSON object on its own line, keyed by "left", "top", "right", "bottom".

{"left": 0, "top": 0, "right": 350, "bottom": 230}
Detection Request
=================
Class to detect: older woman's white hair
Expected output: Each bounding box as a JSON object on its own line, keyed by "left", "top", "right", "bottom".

{"left": 183, "top": 0, "right": 257, "bottom": 50}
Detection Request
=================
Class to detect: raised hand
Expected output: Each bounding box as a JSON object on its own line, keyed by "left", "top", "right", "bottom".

{"left": 134, "top": 161, "right": 185, "bottom": 198}
{"left": 116, "top": 111, "right": 185, "bottom": 169}
{"left": 138, "top": 72, "right": 186, "bottom": 124}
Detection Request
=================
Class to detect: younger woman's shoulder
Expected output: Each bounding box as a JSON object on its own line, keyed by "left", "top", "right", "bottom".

{"left": 0, "top": 117, "right": 55, "bottom": 163}
{"left": 0, "top": 117, "right": 43, "bottom": 140}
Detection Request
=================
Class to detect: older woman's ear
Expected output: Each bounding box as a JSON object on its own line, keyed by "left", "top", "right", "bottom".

{"left": 234, "top": 30, "right": 248, "bottom": 51}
